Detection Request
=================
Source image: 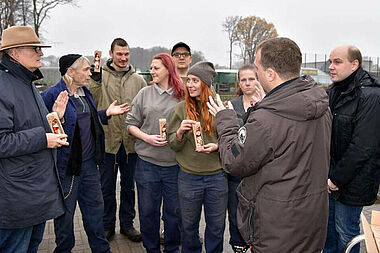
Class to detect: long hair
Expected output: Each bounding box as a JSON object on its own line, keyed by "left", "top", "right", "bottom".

{"left": 185, "top": 81, "right": 215, "bottom": 136}
{"left": 153, "top": 53, "right": 184, "bottom": 99}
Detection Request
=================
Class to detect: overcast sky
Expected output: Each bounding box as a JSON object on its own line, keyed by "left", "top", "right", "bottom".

{"left": 43, "top": 0, "right": 380, "bottom": 66}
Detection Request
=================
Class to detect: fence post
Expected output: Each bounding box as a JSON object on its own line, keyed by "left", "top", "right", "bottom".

{"left": 369, "top": 57, "right": 372, "bottom": 72}
{"left": 315, "top": 54, "right": 317, "bottom": 69}
{"left": 304, "top": 53, "right": 306, "bottom": 67}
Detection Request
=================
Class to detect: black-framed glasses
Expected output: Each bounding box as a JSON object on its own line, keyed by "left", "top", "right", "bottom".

{"left": 172, "top": 52, "right": 191, "bottom": 58}
{"left": 18, "top": 46, "right": 42, "bottom": 54}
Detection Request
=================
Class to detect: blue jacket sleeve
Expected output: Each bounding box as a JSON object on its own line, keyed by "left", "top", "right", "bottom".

{"left": 97, "top": 109, "right": 109, "bottom": 125}
{"left": 0, "top": 89, "right": 47, "bottom": 158}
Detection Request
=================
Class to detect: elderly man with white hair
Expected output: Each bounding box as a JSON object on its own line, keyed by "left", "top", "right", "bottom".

{"left": 41, "top": 53, "right": 129, "bottom": 252}
{"left": 0, "top": 26, "right": 68, "bottom": 252}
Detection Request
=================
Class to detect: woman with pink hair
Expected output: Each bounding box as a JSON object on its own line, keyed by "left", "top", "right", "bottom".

{"left": 126, "top": 53, "right": 184, "bottom": 253}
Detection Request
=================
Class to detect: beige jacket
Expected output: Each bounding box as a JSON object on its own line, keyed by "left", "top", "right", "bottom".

{"left": 89, "top": 61, "right": 146, "bottom": 154}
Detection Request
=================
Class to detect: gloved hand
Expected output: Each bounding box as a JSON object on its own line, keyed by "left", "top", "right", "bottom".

{"left": 90, "top": 64, "right": 102, "bottom": 82}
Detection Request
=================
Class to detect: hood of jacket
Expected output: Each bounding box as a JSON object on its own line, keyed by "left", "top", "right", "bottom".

{"left": 103, "top": 59, "right": 137, "bottom": 79}
{"left": 257, "top": 75, "right": 329, "bottom": 122}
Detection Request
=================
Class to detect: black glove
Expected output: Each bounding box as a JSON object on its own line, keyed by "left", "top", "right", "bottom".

{"left": 90, "top": 64, "right": 102, "bottom": 82}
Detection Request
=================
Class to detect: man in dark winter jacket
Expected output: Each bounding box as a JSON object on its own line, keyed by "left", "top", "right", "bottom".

{"left": 324, "top": 45, "right": 380, "bottom": 253}
{"left": 0, "top": 26, "right": 67, "bottom": 252}
{"left": 208, "top": 37, "right": 332, "bottom": 253}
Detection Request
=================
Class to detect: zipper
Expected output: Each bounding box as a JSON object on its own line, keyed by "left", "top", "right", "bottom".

{"left": 248, "top": 202, "right": 255, "bottom": 244}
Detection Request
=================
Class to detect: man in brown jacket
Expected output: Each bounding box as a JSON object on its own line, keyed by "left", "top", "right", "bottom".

{"left": 208, "top": 37, "right": 332, "bottom": 253}
{"left": 89, "top": 38, "right": 146, "bottom": 241}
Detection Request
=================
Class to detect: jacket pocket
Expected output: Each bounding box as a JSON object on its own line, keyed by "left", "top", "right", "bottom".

{"left": 3, "top": 155, "right": 37, "bottom": 178}
{"left": 236, "top": 190, "right": 255, "bottom": 245}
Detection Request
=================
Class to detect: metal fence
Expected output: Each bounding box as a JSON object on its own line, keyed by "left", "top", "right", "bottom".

{"left": 36, "top": 53, "right": 380, "bottom": 93}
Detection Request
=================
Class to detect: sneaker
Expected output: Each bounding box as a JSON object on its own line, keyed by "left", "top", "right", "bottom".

{"left": 104, "top": 229, "right": 115, "bottom": 241}
{"left": 232, "top": 245, "right": 250, "bottom": 253}
{"left": 120, "top": 227, "right": 142, "bottom": 242}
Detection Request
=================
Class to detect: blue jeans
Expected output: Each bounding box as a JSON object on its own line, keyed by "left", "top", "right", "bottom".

{"left": 54, "top": 158, "right": 110, "bottom": 253}
{"left": 178, "top": 170, "right": 228, "bottom": 253}
{"left": 135, "top": 157, "right": 181, "bottom": 253}
{"left": 0, "top": 222, "right": 45, "bottom": 253}
{"left": 323, "top": 194, "right": 363, "bottom": 253}
{"left": 227, "top": 175, "right": 247, "bottom": 247}
{"left": 100, "top": 145, "right": 137, "bottom": 230}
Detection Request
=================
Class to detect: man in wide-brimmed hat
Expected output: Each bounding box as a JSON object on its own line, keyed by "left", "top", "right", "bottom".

{"left": 0, "top": 26, "right": 68, "bottom": 252}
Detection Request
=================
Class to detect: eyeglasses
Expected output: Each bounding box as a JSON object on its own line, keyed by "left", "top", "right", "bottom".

{"left": 18, "top": 46, "right": 42, "bottom": 54}
{"left": 172, "top": 52, "right": 191, "bottom": 58}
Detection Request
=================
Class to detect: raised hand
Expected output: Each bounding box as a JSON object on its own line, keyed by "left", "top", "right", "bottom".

{"left": 250, "top": 83, "right": 266, "bottom": 106}
{"left": 224, "top": 100, "right": 234, "bottom": 110}
{"left": 207, "top": 94, "right": 226, "bottom": 117}
{"left": 52, "top": 91, "right": 69, "bottom": 120}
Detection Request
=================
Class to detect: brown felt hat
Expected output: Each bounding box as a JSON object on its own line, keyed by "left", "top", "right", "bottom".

{"left": 0, "top": 26, "right": 51, "bottom": 51}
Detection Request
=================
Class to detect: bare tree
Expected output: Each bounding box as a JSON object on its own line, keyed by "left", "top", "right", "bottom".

{"left": 0, "top": 0, "right": 72, "bottom": 40}
{"left": 235, "top": 16, "right": 278, "bottom": 64}
{"left": 32, "top": 0, "right": 78, "bottom": 36}
{"left": 17, "top": 0, "right": 33, "bottom": 26}
{"left": 0, "top": 0, "right": 15, "bottom": 36}
{"left": 0, "top": 0, "right": 34, "bottom": 38}
{"left": 222, "top": 15, "right": 241, "bottom": 69}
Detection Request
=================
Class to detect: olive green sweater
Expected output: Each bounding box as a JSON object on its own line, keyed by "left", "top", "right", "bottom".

{"left": 168, "top": 101, "right": 222, "bottom": 175}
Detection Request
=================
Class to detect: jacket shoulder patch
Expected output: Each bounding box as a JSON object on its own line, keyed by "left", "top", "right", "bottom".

{"left": 238, "top": 126, "right": 247, "bottom": 144}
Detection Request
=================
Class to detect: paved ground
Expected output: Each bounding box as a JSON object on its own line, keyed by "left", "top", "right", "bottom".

{"left": 38, "top": 182, "right": 235, "bottom": 253}
{"left": 38, "top": 208, "right": 234, "bottom": 253}
{"left": 38, "top": 183, "right": 380, "bottom": 253}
